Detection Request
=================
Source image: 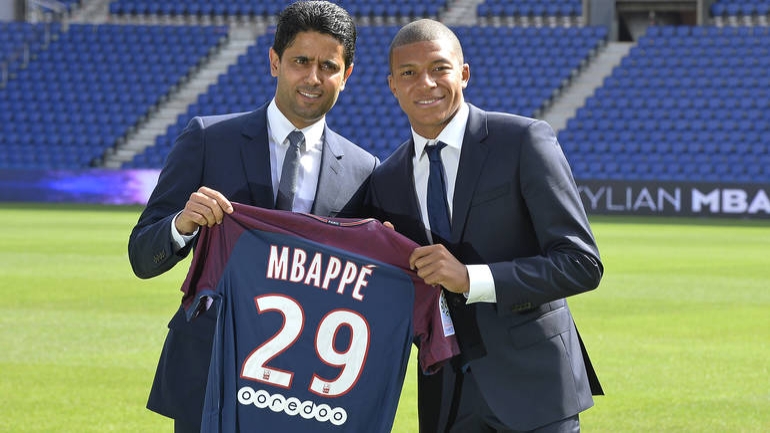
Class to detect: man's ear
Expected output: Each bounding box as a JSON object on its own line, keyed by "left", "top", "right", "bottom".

{"left": 269, "top": 47, "right": 280, "bottom": 77}
{"left": 340, "top": 63, "right": 354, "bottom": 91}
{"left": 388, "top": 74, "right": 397, "bottom": 98}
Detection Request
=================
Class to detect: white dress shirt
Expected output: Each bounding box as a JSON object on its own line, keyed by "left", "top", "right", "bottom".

{"left": 410, "top": 103, "right": 496, "bottom": 304}
{"left": 171, "top": 98, "right": 326, "bottom": 250}
{"left": 266, "top": 99, "right": 324, "bottom": 214}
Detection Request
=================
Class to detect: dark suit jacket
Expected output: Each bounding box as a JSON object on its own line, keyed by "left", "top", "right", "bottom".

{"left": 128, "top": 102, "right": 377, "bottom": 423}
{"left": 366, "top": 104, "right": 603, "bottom": 431}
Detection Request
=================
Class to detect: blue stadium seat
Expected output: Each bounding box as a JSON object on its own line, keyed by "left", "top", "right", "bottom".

{"left": 0, "top": 23, "right": 228, "bottom": 170}
{"left": 561, "top": 24, "right": 770, "bottom": 183}
{"left": 11, "top": 15, "right": 765, "bottom": 185}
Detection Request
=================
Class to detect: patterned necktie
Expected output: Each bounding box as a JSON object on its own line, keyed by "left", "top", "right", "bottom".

{"left": 275, "top": 130, "right": 305, "bottom": 211}
{"left": 425, "top": 141, "right": 451, "bottom": 243}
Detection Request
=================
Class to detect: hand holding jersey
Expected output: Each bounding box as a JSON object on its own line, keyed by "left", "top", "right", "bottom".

{"left": 409, "top": 244, "right": 470, "bottom": 294}
{"left": 175, "top": 186, "right": 234, "bottom": 235}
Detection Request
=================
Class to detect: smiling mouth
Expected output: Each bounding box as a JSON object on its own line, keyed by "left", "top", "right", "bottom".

{"left": 299, "top": 90, "right": 321, "bottom": 99}
{"left": 416, "top": 97, "right": 442, "bottom": 105}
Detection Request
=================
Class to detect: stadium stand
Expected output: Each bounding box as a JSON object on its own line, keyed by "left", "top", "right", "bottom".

{"left": 109, "top": 0, "right": 447, "bottom": 21}
{"left": 460, "top": 26, "right": 606, "bottom": 120}
{"left": 122, "top": 28, "right": 277, "bottom": 169}
{"left": 1, "top": 0, "right": 769, "bottom": 187}
{"left": 109, "top": 0, "right": 285, "bottom": 19}
{"left": 0, "top": 21, "right": 52, "bottom": 74}
{"left": 123, "top": 26, "right": 404, "bottom": 168}
{"left": 560, "top": 24, "right": 770, "bottom": 183}
{"left": 0, "top": 23, "right": 227, "bottom": 169}
{"left": 477, "top": 0, "right": 583, "bottom": 26}
{"left": 122, "top": 24, "right": 606, "bottom": 168}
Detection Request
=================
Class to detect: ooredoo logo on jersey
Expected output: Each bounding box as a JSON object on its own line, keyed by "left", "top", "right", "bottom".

{"left": 237, "top": 386, "right": 348, "bottom": 426}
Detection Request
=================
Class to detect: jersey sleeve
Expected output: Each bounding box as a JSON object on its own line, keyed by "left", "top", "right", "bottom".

{"left": 179, "top": 219, "right": 239, "bottom": 321}
{"left": 412, "top": 280, "right": 460, "bottom": 374}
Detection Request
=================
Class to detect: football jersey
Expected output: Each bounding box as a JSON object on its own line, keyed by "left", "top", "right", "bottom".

{"left": 180, "top": 203, "right": 459, "bottom": 433}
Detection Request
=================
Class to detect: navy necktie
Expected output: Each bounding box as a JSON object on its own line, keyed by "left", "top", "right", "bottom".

{"left": 425, "top": 141, "right": 451, "bottom": 243}
{"left": 426, "top": 142, "right": 485, "bottom": 370}
{"left": 276, "top": 130, "right": 305, "bottom": 211}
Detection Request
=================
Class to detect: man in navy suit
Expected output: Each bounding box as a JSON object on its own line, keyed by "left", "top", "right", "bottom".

{"left": 127, "top": 2, "right": 377, "bottom": 432}
{"left": 366, "top": 19, "right": 603, "bottom": 432}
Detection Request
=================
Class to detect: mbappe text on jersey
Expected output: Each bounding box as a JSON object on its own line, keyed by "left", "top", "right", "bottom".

{"left": 265, "top": 244, "right": 374, "bottom": 301}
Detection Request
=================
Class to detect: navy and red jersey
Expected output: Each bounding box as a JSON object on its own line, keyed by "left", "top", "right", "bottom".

{"left": 180, "top": 203, "right": 459, "bottom": 433}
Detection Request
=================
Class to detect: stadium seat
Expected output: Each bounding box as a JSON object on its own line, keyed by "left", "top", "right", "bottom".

{"left": 0, "top": 23, "right": 228, "bottom": 170}
{"left": 561, "top": 24, "right": 770, "bottom": 183}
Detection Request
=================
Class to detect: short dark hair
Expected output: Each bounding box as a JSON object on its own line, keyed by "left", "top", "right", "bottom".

{"left": 389, "top": 19, "right": 464, "bottom": 70}
{"left": 273, "top": 1, "right": 357, "bottom": 69}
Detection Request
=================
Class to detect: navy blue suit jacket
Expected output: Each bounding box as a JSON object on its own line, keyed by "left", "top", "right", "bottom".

{"left": 128, "top": 102, "right": 377, "bottom": 423}
{"left": 366, "top": 104, "right": 602, "bottom": 431}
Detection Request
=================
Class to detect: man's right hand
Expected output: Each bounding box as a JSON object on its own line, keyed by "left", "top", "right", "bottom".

{"left": 175, "top": 186, "right": 234, "bottom": 235}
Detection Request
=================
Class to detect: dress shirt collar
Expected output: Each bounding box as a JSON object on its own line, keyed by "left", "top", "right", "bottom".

{"left": 412, "top": 102, "right": 469, "bottom": 159}
{"left": 267, "top": 99, "right": 325, "bottom": 151}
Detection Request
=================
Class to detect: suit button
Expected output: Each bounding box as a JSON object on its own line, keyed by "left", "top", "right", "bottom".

{"left": 153, "top": 250, "right": 166, "bottom": 263}
{"left": 512, "top": 302, "right": 533, "bottom": 313}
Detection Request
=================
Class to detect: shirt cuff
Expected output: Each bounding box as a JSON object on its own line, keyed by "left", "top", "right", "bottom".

{"left": 171, "top": 212, "right": 198, "bottom": 252}
{"left": 465, "top": 264, "right": 496, "bottom": 303}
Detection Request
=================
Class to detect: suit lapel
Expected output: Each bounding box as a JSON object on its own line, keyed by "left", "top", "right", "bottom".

{"left": 239, "top": 105, "right": 275, "bottom": 207}
{"left": 390, "top": 140, "right": 431, "bottom": 246}
{"left": 451, "top": 105, "right": 489, "bottom": 241}
{"left": 312, "top": 126, "right": 345, "bottom": 216}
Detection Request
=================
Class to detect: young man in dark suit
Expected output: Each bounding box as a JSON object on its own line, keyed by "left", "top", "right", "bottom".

{"left": 366, "top": 19, "right": 603, "bottom": 432}
{"left": 127, "top": 2, "right": 377, "bottom": 431}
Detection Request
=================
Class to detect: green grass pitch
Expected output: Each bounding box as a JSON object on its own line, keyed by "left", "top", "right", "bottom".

{"left": 1, "top": 203, "right": 768, "bottom": 432}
